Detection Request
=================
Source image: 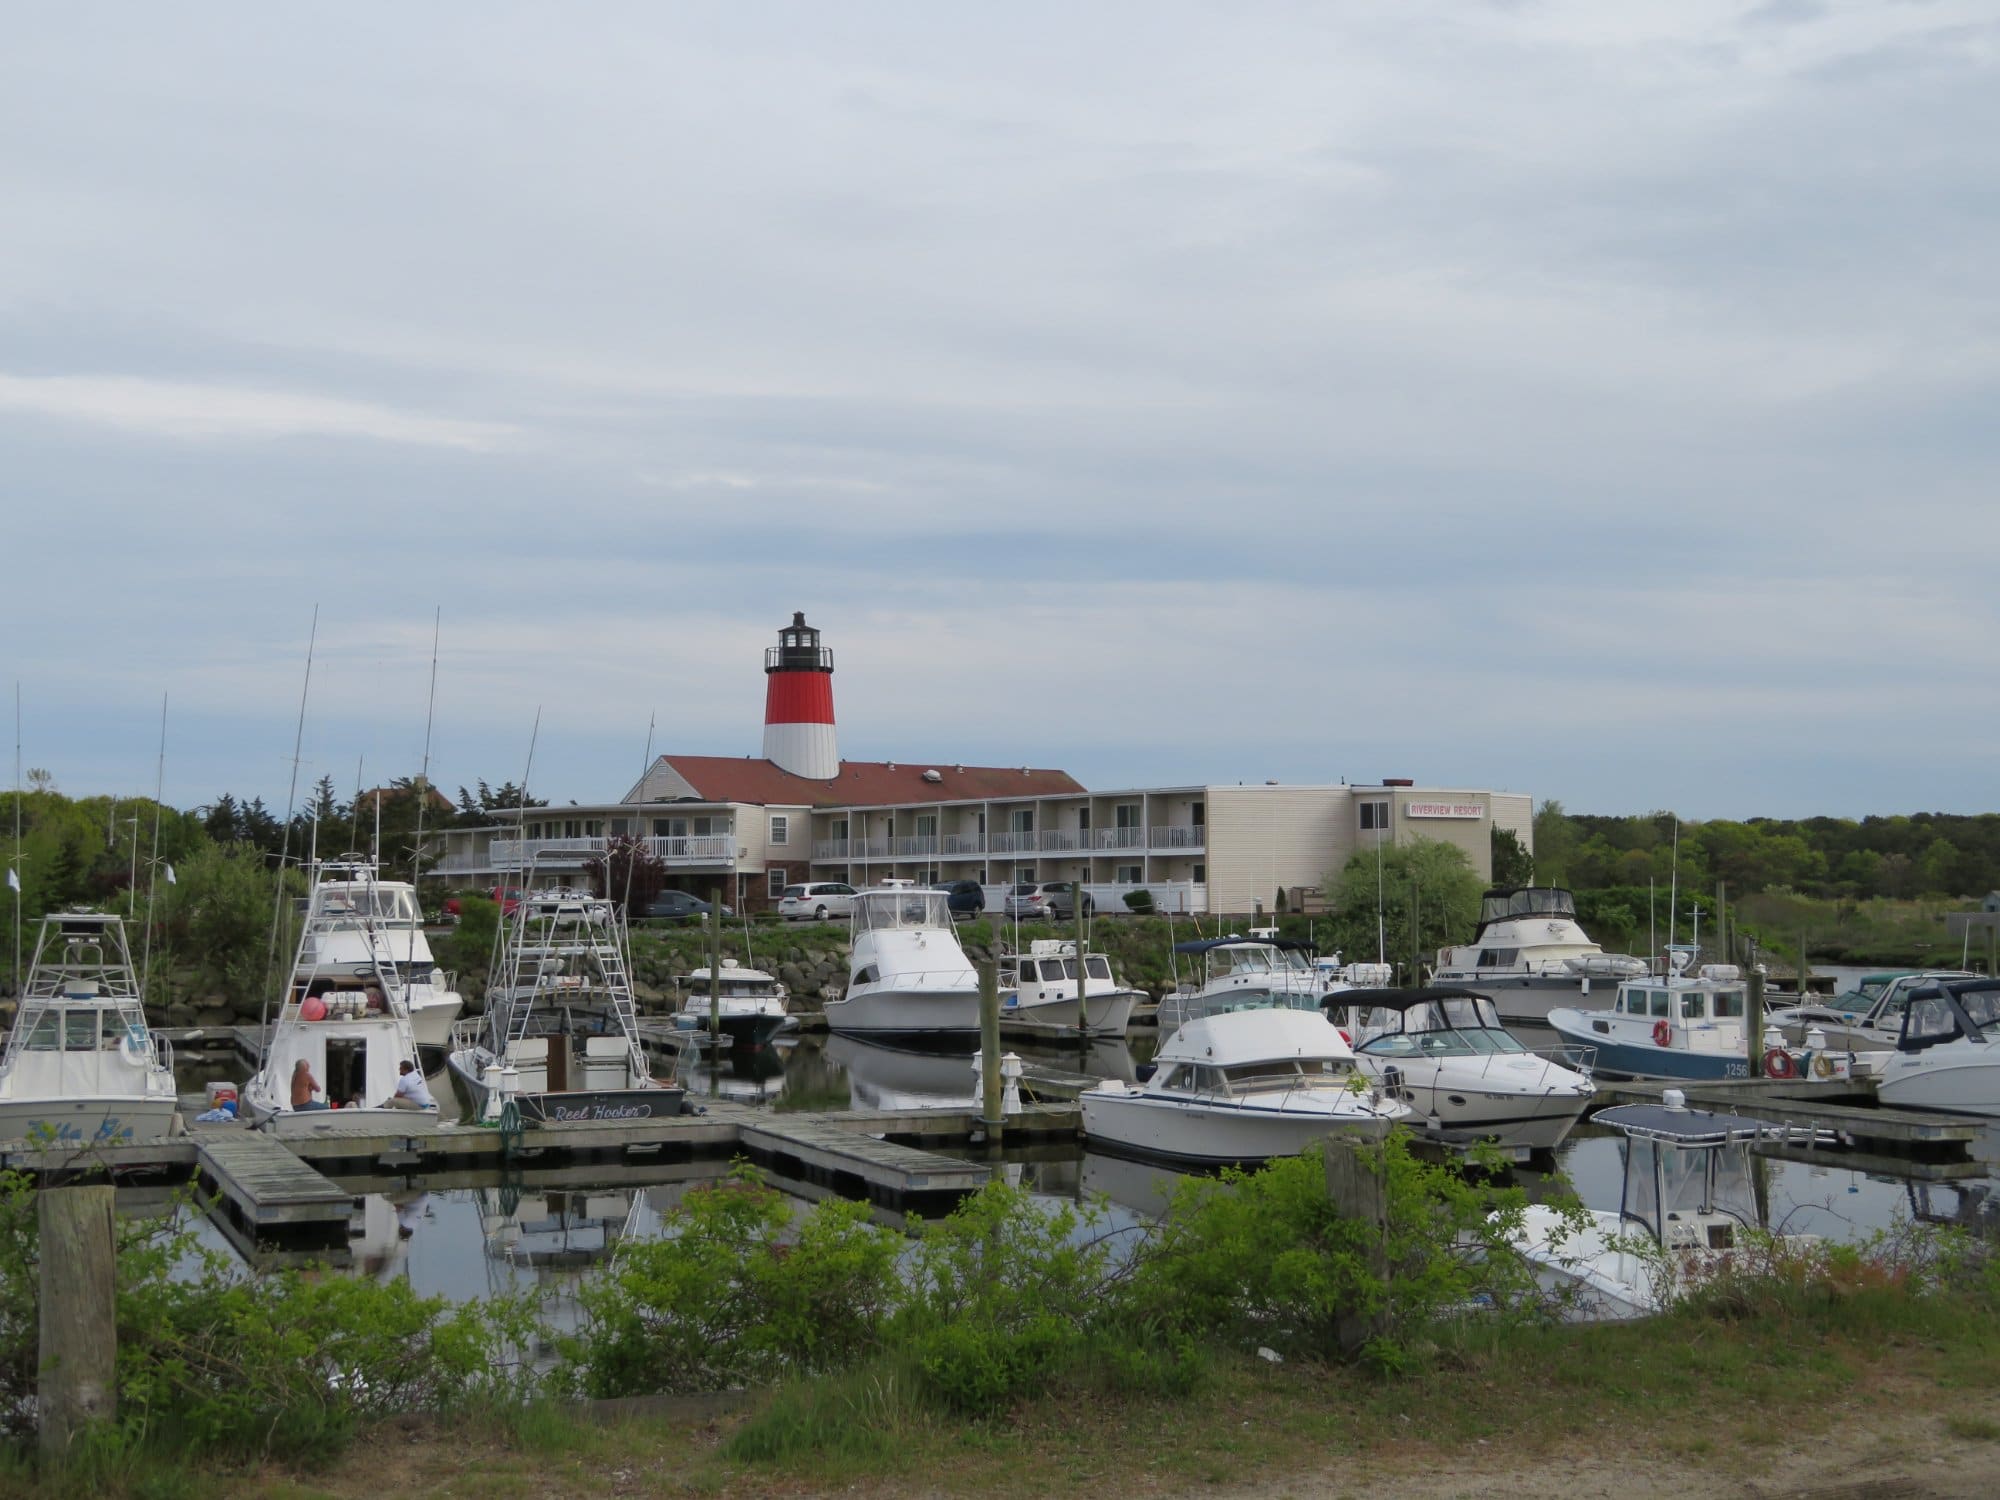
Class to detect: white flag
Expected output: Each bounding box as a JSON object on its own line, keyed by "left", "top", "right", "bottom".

{"left": 4, "top": 868, "right": 17, "bottom": 892}
{"left": 164, "top": 864, "right": 177, "bottom": 886}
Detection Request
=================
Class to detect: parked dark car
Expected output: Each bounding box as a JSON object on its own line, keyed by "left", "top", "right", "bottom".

{"left": 638, "top": 890, "right": 732, "bottom": 922}
{"left": 934, "top": 879, "right": 986, "bottom": 919}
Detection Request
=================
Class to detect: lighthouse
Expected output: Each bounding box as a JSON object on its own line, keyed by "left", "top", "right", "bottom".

{"left": 762, "top": 611, "right": 839, "bottom": 780}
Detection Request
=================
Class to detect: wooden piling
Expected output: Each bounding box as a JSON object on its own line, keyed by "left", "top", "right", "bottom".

{"left": 979, "top": 960, "right": 1002, "bottom": 1139}
{"left": 708, "top": 885, "right": 723, "bottom": 1040}
{"left": 1323, "top": 1140, "right": 1389, "bottom": 1357}
{"left": 1747, "top": 964, "right": 1766, "bottom": 1079}
{"left": 38, "top": 1185, "right": 117, "bottom": 1459}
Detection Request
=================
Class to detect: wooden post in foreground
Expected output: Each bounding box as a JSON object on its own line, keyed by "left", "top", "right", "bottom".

{"left": 979, "top": 960, "right": 1003, "bottom": 1141}
{"left": 39, "top": 1185, "right": 117, "bottom": 1460}
{"left": 708, "top": 886, "right": 724, "bottom": 1041}
{"left": 1324, "top": 1140, "right": 1389, "bottom": 1357}
{"left": 1747, "top": 964, "right": 1766, "bottom": 1079}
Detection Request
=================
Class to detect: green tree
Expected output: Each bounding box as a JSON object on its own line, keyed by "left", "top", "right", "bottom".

{"left": 1325, "top": 839, "right": 1483, "bottom": 975}
{"left": 1491, "top": 827, "right": 1534, "bottom": 888}
{"left": 1531, "top": 801, "right": 1574, "bottom": 886}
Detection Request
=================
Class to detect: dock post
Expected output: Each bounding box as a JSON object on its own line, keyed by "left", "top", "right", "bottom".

{"left": 1323, "top": 1140, "right": 1389, "bottom": 1357}
{"left": 1747, "top": 965, "right": 1766, "bottom": 1078}
{"left": 38, "top": 1184, "right": 117, "bottom": 1460}
{"left": 1075, "top": 873, "right": 1089, "bottom": 1039}
{"left": 979, "top": 960, "right": 1003, "bottom": 1142}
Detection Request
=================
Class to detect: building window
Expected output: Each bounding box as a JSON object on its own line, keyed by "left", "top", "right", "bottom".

{"left": 1078, "top": 807, "right": 1090, "bottom": 831}
{"left": 1192, "top": 864, "right": 1206, "bottom": 883}
{"left": 1016, "top": 866, "right": 1036, "bottom": 883}
{"left": 1009, "top": 809, "right": 1034, "bottom": 833}
{"left": 1191, "top": 802, "right": 1205, "bottom": 827}
{"left": 769, "top": 814, "right": 788, "bottom": 846}
{"left": 1359, "top": 800, "right": 1391, "bottom": 831}
{"left": 767, "top": 867, "right": 787, "bottom": 898}
{"left": 1116, "top": 864, "right": 1142, "bottom": 883}
{"left": 1115, "top": 804, "right": 1141, "bottom": 829}
{"left": 564, "top": 819, "right": 581, "bottom": 839}
{"left": 586, "top": 820, "right": 602, "bottom": 836}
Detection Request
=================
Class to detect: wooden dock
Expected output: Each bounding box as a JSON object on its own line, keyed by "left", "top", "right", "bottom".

{"left": 191, "top": 1125, "right": 353, "bottom": 1252}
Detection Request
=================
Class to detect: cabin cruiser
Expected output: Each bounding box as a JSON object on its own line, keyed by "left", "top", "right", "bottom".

{"left": 447, "top": 885, "right": 683, "bottom": 1124}
{"left": 1080, "top": 1007, "right": 1409, "bottom": 1165}
{"left": 0, "top": 912, "right": 178, "bottom": 1148}
{"left": 1433, "top": 887, "right": 1647, "bottom": 1026}
{"left": 287, "top": 858, "right": 462, "bottom": 1048}
{"left": 1546, "top": 960, "right": 1848, "bottom": 1083}
{"left": 1510, "top": 1094, "right": 1814, "bottom": 1320}
{"left": 1000, "top": 940, "right": 1143, "bottom": 1038}
{"left": 1768, "top": 970, "right": 1978, "bottom": 1054}
{"left": 1157, "top": 935, "right": 1379, "bottom": 1032}
{"left": 1331, "top": 986, "right": 1595, "bottom": 1153}
{"left": 1874, "top": 977, "right": 2000, "bottom": 1117}
{"left": 824, "top": 883, "right": 982, "bottom": 1040}
{"left": 245, "top": 860, "right": 447, "bottom": 1129}
{"left": 673, "top": 959, "right": 796, "bottom": 1048}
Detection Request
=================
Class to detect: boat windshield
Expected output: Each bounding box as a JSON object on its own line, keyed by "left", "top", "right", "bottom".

{"left": 1221, "top": 1058, "right": 1351, "bottom": 1092}
{"left": 1211, "top": 946, "right": 1276, "bottom": 978}
{"left": 854, "top": 889, "right": 951, "bottom": 933}
{"left": 1478, "top": 888, "right": 1577, "bottom": 925}
{"left": 315, "top": 887, "right": 419, "bottom": 924}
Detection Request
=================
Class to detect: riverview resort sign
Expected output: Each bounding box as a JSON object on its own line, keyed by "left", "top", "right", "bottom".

{"left": 1404, "top": 801, "right": 1484, "bottom": 819}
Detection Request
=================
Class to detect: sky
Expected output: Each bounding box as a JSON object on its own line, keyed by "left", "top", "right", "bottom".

{"left": 4, "top": 2, "right": 1996, "bottom": 822}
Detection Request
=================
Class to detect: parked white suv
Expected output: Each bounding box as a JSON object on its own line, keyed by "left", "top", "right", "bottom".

{"left": 777, "top": 882, "right": 858, "bottom": 922}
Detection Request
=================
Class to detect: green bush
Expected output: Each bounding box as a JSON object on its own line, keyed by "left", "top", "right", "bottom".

{"left": 569, "top": 1165, "right": 902, "bottom": 1398}
{"left": 1122, "top": 889, "right": 1155, "bottom": 914}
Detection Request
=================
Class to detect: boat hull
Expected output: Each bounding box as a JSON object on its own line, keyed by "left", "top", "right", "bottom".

{"left": 1874, "top": 1055, "right": 2000, "bottom": 1117}
{"left": 1079, "top": 1088, "right": 1400, "bottom": 1165}
{"left": 446, "top": 1049, "right": 685, "bottom": 1123}
{"left": 825, "top": 984, "right": 985, "bottom": 1039}
{"left": 406, "top": 992, "right": 464, "bottom": 1049}
{"left": 1436, "top": 971, "right": 1633, "bottom": 1027}
{"left": 0, "top": 1094, "right": 179, "bottom": 1149}
{"left": 1545, "top": 1024, "right": 1751, "bottom": 1081}
{"left": 1004, "top": 988, "right": 1141, "bottom": 1038}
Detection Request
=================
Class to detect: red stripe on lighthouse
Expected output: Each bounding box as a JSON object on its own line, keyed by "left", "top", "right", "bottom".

{"left": 764, "top": 672, "right": 835, "bottom": 725}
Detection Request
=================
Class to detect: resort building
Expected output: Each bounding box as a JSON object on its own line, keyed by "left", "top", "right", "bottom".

{"left": 429, "top": 613, "right": 1532, "bottom": 915}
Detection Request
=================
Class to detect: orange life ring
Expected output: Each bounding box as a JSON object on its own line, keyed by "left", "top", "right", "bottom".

{"left": 1764, "top": 1048, "right": 1797, "bottom": 1080}
{"left": 1652, "top": 1019, "right": 1673, "bottom": 1047}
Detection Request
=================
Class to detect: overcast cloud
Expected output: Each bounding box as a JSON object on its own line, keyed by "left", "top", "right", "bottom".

{"left": 3, "top": 2, "right": 1995, "bottom": 819}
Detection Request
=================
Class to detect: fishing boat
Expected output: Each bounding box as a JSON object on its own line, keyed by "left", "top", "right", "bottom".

{"left": 243, "top": 862, "right": 439, "bottom": 1129}
{"left": 0, "top": 912, "right": 178, "bottom": 1148}
{"left": 999, "top": 939, "right": 1143, "bottom": 1038}
{"left": 1509, "top": 1093, "right": 1815, "bottom": 1320}
{"left": 824, "top": 883, "right": 982, "bottom": 1040}
{"left": 284, "top": 857, "right": 462, "bottom": 1048}
{"left": 1156, "top": 935, "right": 1375, "bottom": 1032}
{"left": 673, "top": 958, "right": 796, "bottom": 1049}
{"left": 1332, "top": 986, "right": 1595, "bottom": 1153}
{"left": 1080, "top": 1007, "right": 1409, "bottom": 1165}
{"left": 1545, "top": 959, "right": 1847, "bottom": 1082}
{"left": 1432, "top": 887, "right": 1648, "bottom": 1026}
{"left": 1874, "top": 977, "right": 2000, "bottom": 1117}
{"left": 447, "top": 884, "right": 683, "bottom": 1124}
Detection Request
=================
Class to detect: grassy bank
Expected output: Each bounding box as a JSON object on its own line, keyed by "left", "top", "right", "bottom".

{"left": 32, "top": 1283, "right": 2000, "bottom": 1500}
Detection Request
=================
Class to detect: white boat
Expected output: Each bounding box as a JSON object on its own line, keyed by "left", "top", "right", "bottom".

{"left": 447, "top": 884, "right": 683, "bottom": 1124}
{"left": 1000, "top": 940, "right": 1142, "bottom": 1038}
{"left": 243, "top": 862, "right": 439, "bottom": 1130}
{"left": 1335, "top": 985, "right": 1595, "bottom": 1153}
{"left": 1433, "top": 887, "right": 1648, "bottom": 1026}
{"left": 1768, "top": 970, "right": 1978, "bottom": 1054}
{"left": 0, "top": 912, "right": 178, "bottom": 1148}
{"left": 285, "top": 857, "right": 462, "bottom": 1048}
{"left": 1510, "top": 1093, "right": 1815, "bottom": 1320}
{"left": 1546, "top": 959, "right": 1849, "bottom": 1084}
{"left": 1157, "top": 935, "right": 1377, "bottom": 1032}
{"left": 673, "top": 959, "right": 797, "bottom": 1049}
{"left": 824, "top": 884, "right": 982, "bottom": 1039}
{"left": 1080, "top": 1007, "right": 1409, "bottom": 1164}
{"left": 1874, "top": 977, "right": 2000, "bottom": 1117}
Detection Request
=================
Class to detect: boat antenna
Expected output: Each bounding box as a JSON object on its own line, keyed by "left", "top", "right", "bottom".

{"left": 1648, "top": 877, "right": 1656, "bottom": 969}
{"left": 140, "top": 693, "right": 167, "bottom": 997}
{"left": 259, "top": 605, "right": 318, "bottom": 1055}
{"left": 407, "top": 607, "right": 441, "bottom": 976}
{"left": 1666, "top": 820, "right": 1680, "bottom": 959}
{"left": 1374, "top": 828, "right": 1386, "bottom": 965}
{"left": 620, "top": 712, "right": 655, "bottom": 919}
{"left": 10, "top": 682, "right": 21, "bottom": 1000}
{"left": 349, "top": 753, "right": 366, "bottom": 853}
{"left": 490, "top": 708, "right": 540, "bottom": 983}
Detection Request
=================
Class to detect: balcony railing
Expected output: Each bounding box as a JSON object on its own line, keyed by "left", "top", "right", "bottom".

{"left": 487, "top": 835, "right": 738, "bottom": 870}
{"left": 816, "top": 826, "right": 1205, "bottom": 861}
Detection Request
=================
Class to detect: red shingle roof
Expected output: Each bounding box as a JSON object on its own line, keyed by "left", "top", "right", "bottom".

{"left": 658, "top": 755, "right": 1083, "bottom": 808}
